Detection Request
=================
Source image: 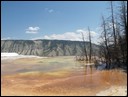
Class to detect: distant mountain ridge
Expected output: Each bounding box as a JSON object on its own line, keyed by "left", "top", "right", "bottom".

{"left": 1, "top": 40, "right": 100, "bottom": 56}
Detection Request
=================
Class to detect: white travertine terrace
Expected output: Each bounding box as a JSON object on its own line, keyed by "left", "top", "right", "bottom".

{"left": 1, "top": 52, "right": 47, "bottom": 60}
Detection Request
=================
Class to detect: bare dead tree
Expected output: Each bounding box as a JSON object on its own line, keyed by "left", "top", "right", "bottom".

{"left": 115, "top": 17, "right": 126, "bottom": 63}
{"left": 120, "top": 1, "right": 127, "bottom": 41}
{"left": 119, "top": 1, "right": 127, "bottom": 63}
{"left": 110, "top": 1, "right": 117, "bottom": 49}
{"left": 81, "top": 32, "right": 88, "bottom": 61}
{"left": 110, "top": 1, "right": 122, "bottom": 66}
{"left": 97, "top": 1, "right": 127, "bottom": 69}
{"left": 88, "top": 27, "right": 92, "bottom": 63}
{"left": 102, "top": 16, "right": 111, "bottom": 69}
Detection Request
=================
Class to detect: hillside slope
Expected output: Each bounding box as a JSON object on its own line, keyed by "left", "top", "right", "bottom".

{"left": 1, "top": 40, "right": 99, "bottom": 56}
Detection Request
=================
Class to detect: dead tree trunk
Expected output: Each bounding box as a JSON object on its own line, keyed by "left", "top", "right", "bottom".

{"left": 88, "top": 27, "right": 92, "bottom": 63}
{"left": 120, "top": 1, "right": 127, "bottom": 64}
{"left": 81, "top": 32, "right": 88, "bottom": 61}
{"left": 110, "top": 1, "right": 119, "bottom": 65}
{"left": 102, "top": 16, "right": 111, "bottom": 69}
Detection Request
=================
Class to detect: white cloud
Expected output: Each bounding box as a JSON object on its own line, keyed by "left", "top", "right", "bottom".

{"left": 48, "top": 9, "right": 54, "bottom": 13}
{"left": 32, "top": 29, "right": 99, "bottom": 44}
{"left": 43, "top": 32, "right": 82, "bottom": 41}
{"left": 1, "top": 37, "right": 11, "bottom": 40}
{"left": 45, "top": 8, "right": 54, "bottom": 13}
{"left": 26, "top": 27, "right": 40, "bottom": 34}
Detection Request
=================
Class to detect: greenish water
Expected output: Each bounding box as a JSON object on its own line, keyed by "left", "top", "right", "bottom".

{"left": 1, "top": 56, "right": 96, "bottom": 76}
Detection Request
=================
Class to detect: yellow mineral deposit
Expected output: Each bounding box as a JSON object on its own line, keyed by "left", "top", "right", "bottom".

{"left": 1, "top": 56, "right": 127, "bottom": 96}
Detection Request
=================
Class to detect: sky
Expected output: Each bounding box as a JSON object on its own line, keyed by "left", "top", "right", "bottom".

{"left": 1, "top": 1, "right": 111, "bottom": 44}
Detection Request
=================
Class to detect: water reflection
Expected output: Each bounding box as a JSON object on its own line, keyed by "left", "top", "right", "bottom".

{"left": 75, "top": 62, "right": 107, "bottom": 86}
{"left": 77, "top": 62, "right": 96, "bottom": 75}
{"left": 75, "top": 61, "right": 127, "bottom": 89}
